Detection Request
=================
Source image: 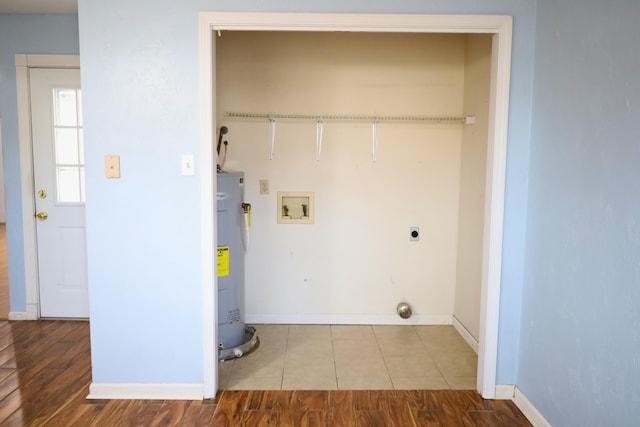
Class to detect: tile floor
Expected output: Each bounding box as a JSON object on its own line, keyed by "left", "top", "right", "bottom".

{"left": 218, "top": 324, "right": 477, "bottom": 391}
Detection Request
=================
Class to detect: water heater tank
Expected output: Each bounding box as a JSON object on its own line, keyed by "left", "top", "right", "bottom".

{"left": 216, "top": 172, "right": 246, "bottom": 349}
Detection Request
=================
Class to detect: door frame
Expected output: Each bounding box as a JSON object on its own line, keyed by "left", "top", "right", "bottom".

{"left": 14, "top": 54, "right": 80, "bottom": 320}
{"left": 199, "top": 13, "right": 512, "bottom": 398}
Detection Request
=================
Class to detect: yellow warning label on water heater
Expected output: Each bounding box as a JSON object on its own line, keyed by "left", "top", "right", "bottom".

{"left": 217, "top": 246, "right": 229, "bottom": 277}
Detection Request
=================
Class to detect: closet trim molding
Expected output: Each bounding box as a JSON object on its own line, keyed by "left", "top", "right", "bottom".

{"left": 198, "top": 12, "right": 513, "bottom": 400}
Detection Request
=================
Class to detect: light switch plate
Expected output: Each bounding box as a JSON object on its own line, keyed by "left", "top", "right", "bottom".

{"left": 105, "top": 155, "right": 120, "bottom": 178}
{"left": 182, "top": 155, "right": 195, "bottom": 176}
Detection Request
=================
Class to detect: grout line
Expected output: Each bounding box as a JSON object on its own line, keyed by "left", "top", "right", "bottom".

{"left": 330, "top": 325, "right": 339, "bottom": 390}
{"left": 372, "top": 324, "right": 397, "bottom": 390}
{"left": 280, "top": 324, "right": 289, "bottom": 390}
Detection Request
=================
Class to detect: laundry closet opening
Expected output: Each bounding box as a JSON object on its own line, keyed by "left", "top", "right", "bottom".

{"left": 215, "top": 30, "right": 492, "bottom": 390}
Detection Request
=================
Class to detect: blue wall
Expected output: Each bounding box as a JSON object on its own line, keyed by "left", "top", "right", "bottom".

{"left": 520, "top": 0, "right": 640, "bottom": 425}
{"left": 77, "top": 0, "right": 536, "bottom": 385}
{"left": 0, "top": 15, "right": 79, "bottom": 312}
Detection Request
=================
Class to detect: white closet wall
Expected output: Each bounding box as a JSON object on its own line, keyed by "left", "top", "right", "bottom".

{"left": 216, "top": 32, "right": 488, "bottom": 324}
{"left": 454, "top": 35, "right": 493, "bottom": 340}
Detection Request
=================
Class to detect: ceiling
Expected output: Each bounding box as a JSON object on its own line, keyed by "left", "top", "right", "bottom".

{"left": 0, "top": 0, "right": 77, "bottom": 14}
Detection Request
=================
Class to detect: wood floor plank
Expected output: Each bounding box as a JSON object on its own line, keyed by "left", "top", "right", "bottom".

{"left": 211, "top": 390, "right": 250, "bottom": 426}
{"left": 50, "top": 402, "right": 106, "bottom": 427}
{"left": 354, "top": 390, "right": 383, "bottom": 411}
{"left": 148, "top": 400, "right": 190, "bottom": 426}
{"left": 241, "top": 409, "right": 272, "bottom": 426}
{"left": 328, "top": 390, "right": 357, "bottom": 427}
{"left": 294, "top": 389, "right": 329, "bottom": 412}
{"left": 485, "top": 399, "right": 533, "bottom": 426}
{"left": 0, "top": 386, "right": 23, "bottom": 423}
{"left": 268, "top": 391, "right": 296, "bottom": 427}
{"left": 126, "top": 402, "right": 164, "bottom": 426}
{"left": 0, "top": 371, "right": 19, "bottom": 402}
{"left": 356, "top": 410, "right": 388, "bottom": 427}
{"left": 245, "top": 390, "right": 271, "bottom": 411}
{"left": 300, "top": 410, "right": 327, "bottom": 427}
{"left": 378, "top": 390, "right": 418, "bottom": 427}
{"left": 180, "top": 401, "right": 217, "bottom": 426}
{"left": 90, "top": 400, "right": 137, "bottom": 426}
{"left": 42, "top": 384, "right": 102, "bottom": 427}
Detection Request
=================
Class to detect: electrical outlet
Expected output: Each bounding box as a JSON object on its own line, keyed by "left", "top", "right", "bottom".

{"left": 259, "top": 179, "right": 269, "bottom": 194}
{"left": 410, "top": 227, "right": 420, "bottom": 241}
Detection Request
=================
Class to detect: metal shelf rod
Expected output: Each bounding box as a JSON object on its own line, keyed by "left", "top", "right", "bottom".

{"left": 225, "top": 111, "right": 471, "bottom": 124}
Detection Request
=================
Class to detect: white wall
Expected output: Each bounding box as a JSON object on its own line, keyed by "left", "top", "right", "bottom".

{"left": 217, "top": 32, "right": 467, "bottom": 323}
{"left": 454, "top": 35, "right": 492, "bottom": 339}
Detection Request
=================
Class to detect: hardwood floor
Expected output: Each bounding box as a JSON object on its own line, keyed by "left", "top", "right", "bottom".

{"left": 212, "top": 389, "right": 532, "bottom": 426}
{"left": 0, "top": 224, "right": 9, "bottom": 320}
{"left": 0, "top": 320, "right": 532, "bottom": 426}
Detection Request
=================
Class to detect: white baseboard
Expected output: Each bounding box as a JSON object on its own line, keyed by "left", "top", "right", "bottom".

{"left": 245, "top": 314, "right": 453, "bottom": 325}
{"left": 87, "top": 383, "right": 204, "bottom": 400}
{"left": 452, "top": 315, "right": 479, "bottom": 354}
{"left": 513, "top": 387, "right": 552, "bottom": 427}
{"left": 9, "top": 303, "right": 39, "bottom": 320}
{"left": 494, "top": 384, "right": 515, "bottom": 399}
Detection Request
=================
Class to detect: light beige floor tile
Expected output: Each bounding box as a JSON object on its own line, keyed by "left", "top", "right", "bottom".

{"left": 282, "top": 374, "right": 337, "bottom": 390}
{"left": 331, "top": 325, "right": 376, "bottom": 342}
{"left": 384, "top": 355, "right": 441, "bottom": 378}
{"left": 218, "top": 359, "right": 235, "bottom": 379}
{"left": 284, "top": 354, "right": 336, "bottom": 377}
{"left": 415, "top": 325, "right": 475, "bottom": 355}
{"left": 287, "top": 330, "right": 333, "bottom": 344}
{"left": 333, "top": 340, "right": 381, "bottom": 359}
{"left": 425, "top": 339, "right": 474, "bottom": 356}
{"left": 377, "top": 338, "right": 428, "bottom": 358}
{"left": 373, "top": 325, "right": 420, "bottom": 340}
{"left": 392, "top": 376, "right": 449, "bottom": 390}
{"left": 233, "top": 349, "right": 285, "bottom": 377}
{"left": 252, "top": 324, "right": 289, "bottom": 349}
{"left": 413, "top": 325, "right": 461, "bottom": 342}
{"left": 289, "top": 324, "right": 332, "bottom": 339}
{"left": 242, "top": 345, "right": 287, "bottom": 361}
{"left": 225, "top": 376, "right": 282, "bottom": 390}
{"left": 335, "top": 355, "right": 387, "bottom": 378}
{"left": 217, "top": 360, "right": 235, "bottom": 390}
{"left": 285, "top": 338, "right": 333, "bottom": 358}
{"left": 252, "top": 324, "right": 289, "bottom": 338}
{"left": 337, "top": 376, "right": 393, "bottom": 390}
{"left": 435, "top": 354, "right": 478, "bottom": 377}
{"left": 445, "top": 376, "right": 477, "bottom": 390}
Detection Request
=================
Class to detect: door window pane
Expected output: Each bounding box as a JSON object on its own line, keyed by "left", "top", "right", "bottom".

{"left": 54, "top": 128, "right": 79, "bottom": 164}
{"left": 57, "top": 167, "right": 82, "bottom": 203}
{"left": 54, "top": 89, "right": 77, "bottom": 126}
{"left": 53, "top": 88, "right": 84, "bottom": 204}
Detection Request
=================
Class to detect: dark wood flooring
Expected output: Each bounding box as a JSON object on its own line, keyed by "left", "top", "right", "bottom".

{"left": 0, "top": 320, "right": 532, "bottom": 426}
{"left": 0, "top": 224, "right": 9, "bottom": 320}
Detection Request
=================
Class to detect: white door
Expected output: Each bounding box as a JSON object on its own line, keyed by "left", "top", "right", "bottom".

{"left": 29, "top": 68, "right": 88, "bottom": 318}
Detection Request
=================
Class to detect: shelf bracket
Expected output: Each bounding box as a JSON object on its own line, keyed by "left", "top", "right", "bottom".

{"left": 316, "top": 120, "right": 323, "bottom": 162}
{"left": 268, "top": 118, "right": 276, "bottom": 160}
{"left": 372, "top": 121, "right": 379, "bottom": 162}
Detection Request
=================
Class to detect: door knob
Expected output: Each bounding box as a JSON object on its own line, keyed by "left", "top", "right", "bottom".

{"left": 35, "top": 211, "right": 48, "bottom": 221}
